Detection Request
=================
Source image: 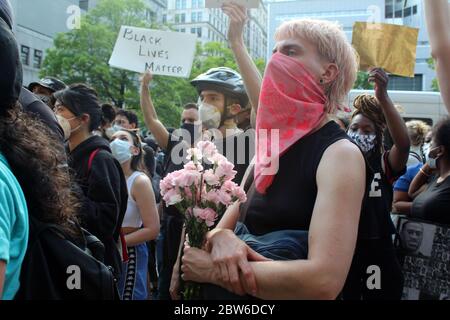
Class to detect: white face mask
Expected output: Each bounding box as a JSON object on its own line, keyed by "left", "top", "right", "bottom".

{"left": 110, "top": 139, "right": 132, "bottom": 164}
{"left": 426, "top": 146, "right": 441, "bottom": 170}
{"left": 348, "top": 131, "right": 377, "bottom": 153}
{"left": 199, "top": 102, "right": 222, "bottom": 129}
{"left": 423, "top": 143, "right": 431, "bottom": 161}
{"left": 56, "top": 115, "right": 80, "bottom": 141}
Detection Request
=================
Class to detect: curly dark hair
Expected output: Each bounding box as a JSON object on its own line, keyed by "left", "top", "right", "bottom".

{"left": 352, "top": 94, "right": 387, "bottom": 152}
{"left": 0, "top": 103, "right": 81, "bottom": 236}
{"left": 116, "top": 109, "right": 139, "bottom": 128}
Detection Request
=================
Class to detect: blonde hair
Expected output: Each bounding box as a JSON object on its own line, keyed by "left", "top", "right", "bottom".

{"left": 275, "top": 19, "right": 358, "bottom": 114}
{"left": 406, "top": 120, "right": 430, "bottom": 146}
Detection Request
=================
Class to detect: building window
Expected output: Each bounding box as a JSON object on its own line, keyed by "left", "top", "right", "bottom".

{"left": 394, "top": 0, "right": 403, "bottom": 18}
{"left": 413, "top": 5, "right": 417, "bottom": 15}
{"left": 162, "top": 14, "right": 167, "bottom": 24}
{"left": 181, "top": 28, "right": 185, "bottom": 33}
{"left": 197, "top": 27, "right": 202, "bottom": 37}
{"left": 176, "top": 0, "right": 181, "bottom": 9}
{"left": 192, "top": 12, "right": 196, "bottom": 22}
{"left": 21, "top": 45, "right": 30, "bottom": 66}
{"left": 182, "top": 0, "right": 187, "bottom": 9}
{"left": 79, "top": 0, "right": 89, "bottom": 11}
{"left": 198, "top": 12, "right": 202, "bottom": 22}
{"left": 385, "top": 0, "right": 393, "bottom": 19}
{"left": 33, "top": 49, "right": 43, "bottom": 69}
{"left": 175, "top": 14, "right": 180, "bottom": 23}
{"left": 146, "top": 9, "right": 155, "bottom": 22}
{"left": 388, "top": 74, "right": 423, "bottom": 91}
{"left": 192, "top": 0, "right": 197, "bottom": 9}
{"left": 191, "top": 28, "right": 196, "bottom": 34}
{"left": 181, "top": 13, "right": 186, "bottom": 23}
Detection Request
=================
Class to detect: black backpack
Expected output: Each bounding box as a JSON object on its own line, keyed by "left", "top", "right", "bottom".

{"left": 15, "top": 216, "right": 120, "bottom": 300}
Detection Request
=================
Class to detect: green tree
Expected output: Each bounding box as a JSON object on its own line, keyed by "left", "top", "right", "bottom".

{"left": 353, "top": 71, "right": 373, "bottom": 90}
{"left": 41, "top": 0, "right": 265, "bottom": 128}
{"left": 427, "top": 57, "right": 440, "bottom": 92}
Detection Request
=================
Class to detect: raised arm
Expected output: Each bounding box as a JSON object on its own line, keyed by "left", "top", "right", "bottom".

{"left": 140, "top": 71, "right": 170, "bottom": 150}
{"left": 222, "top": 3, "right": 262, "bottom": 117}
{"left": 371, "top": 68, "right": 410, "bottom": 173}
{"left": 425, "top": 0, "right": 450, "bottom": 112}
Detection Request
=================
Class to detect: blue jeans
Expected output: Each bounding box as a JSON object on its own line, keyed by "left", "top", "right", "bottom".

{"left": 202, "top": 223, "right": 309, "bottom": 300}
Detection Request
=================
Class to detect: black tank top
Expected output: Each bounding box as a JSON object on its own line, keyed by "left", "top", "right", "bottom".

{"left": 244, "top": 121, "right": 358, "bottom": 235}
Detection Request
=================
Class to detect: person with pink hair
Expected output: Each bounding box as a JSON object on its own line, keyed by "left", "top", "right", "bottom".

{"left": 177, "top": 3, "right": 368, "bottom": 299}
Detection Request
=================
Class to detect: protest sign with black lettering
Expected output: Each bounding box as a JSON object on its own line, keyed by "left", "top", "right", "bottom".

{"left": 205, "top": 0, "right": 259, "bottom": 8}
{"left": 109, "top": 26, "right": 197, "bottom": 78}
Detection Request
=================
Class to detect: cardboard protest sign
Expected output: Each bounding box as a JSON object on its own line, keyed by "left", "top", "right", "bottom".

{"left": 205, "top": 0, "right": 259, "bottom": 9}
{"left": 109, "top": 26, "right": 197, "bottom": 78}
{"left": 396, "top": 217, "right": 450, "bottom": 300}
{"left": 352, "top": 22, "right": 419, "bottom": 78}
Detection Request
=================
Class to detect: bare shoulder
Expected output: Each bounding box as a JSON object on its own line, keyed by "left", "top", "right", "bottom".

{"left": 133, "top": 173, "right": 152, "bottom": 188}
{"left": 132, "top": 173, "right": 153, "bottom": 198}
{"left": 317, "top": 139, "right": 366, "bottom": 185}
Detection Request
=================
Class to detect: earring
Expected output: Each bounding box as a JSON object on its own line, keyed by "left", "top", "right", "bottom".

{"left": 319, "top": 79, "right": 324, "bottom": 84}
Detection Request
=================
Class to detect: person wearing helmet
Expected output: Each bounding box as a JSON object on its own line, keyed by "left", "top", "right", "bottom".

{"left": 139, "top": 69, "right": 253, "bottom": 300}
{"left": 191, "top": 67, "right": 248, "bottom": 133}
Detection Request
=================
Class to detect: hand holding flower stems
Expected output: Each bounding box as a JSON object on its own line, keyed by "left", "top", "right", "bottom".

{"left": 159, "top": 140, "right": 247, "bottom": 299}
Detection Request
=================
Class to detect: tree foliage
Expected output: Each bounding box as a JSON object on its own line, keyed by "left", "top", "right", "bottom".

{"left": 41, "top": 0, "right": 266, "bottom": 128}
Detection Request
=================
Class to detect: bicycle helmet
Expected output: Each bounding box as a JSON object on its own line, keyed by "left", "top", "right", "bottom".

{"left": 191, "top": 67, "right": 249, "bottom": 108}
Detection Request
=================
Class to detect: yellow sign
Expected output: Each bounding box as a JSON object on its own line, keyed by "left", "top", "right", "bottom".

{"left": 352, "top": 22, "right": 419, "bottom": 78}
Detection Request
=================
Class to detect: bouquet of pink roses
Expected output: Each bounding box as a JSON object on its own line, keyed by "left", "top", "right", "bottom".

{"left": 160, "top": 140, "right": 247, "bottom": 299}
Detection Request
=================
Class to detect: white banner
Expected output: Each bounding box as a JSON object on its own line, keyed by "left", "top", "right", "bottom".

{"left": 109, "top": 26, "right": 197, "bottom": 78}
{"left": 205, "top": 0, "right": 260, "bottom": 8}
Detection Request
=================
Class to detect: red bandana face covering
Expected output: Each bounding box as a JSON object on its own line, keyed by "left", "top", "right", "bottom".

{"left": 255, "top": 52, "right": 327, "bottom": 194}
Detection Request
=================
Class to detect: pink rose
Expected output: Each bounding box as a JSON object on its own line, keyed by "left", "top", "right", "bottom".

{"left": 222, "top": 180, "right": 237, "bottom": 192}
{"left": 203, "top": 190, "right": 220, "bottom": 205}
{"left": 163, "top": 188, "right": 182, "bottom": 206}
{"left": 197, "top": 140, "right": 217, "bottom": 161}
{"left": 232, "top": 185, "right": 247, "bottom": 203}
{"left": 211, "top": 153, "right": 227, "bottom": 164}
{"left": 216, "top": 160, "right": 237, "bottom": 181}
{"left": 173, "top": 169, "right": 200, "bottom": 188}
{"left": 217, "top": 188, "right": 232, "bottom": 206}
{"left": 193, "top": 207, "right": 218, "bottom": 227}
{"left": 186, "top": 148, "right": 202, "bottom": 162}
{"left": 184, "top": 161, "right": 203, "bottom": 172}
{"left": 203, "top": 169, "right": 220, "bottom": 186}
{"left": 160, "top": 170, "right": 182, "bottom": 195}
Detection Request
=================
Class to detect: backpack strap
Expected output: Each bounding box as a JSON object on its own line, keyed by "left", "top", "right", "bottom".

{"left": 88, "top": 148, "right": 101, "bottom": 174}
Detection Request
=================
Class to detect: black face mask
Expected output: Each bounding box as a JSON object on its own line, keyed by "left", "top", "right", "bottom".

{"left": 180, "top": 122, "right": 201, "bottom": 146}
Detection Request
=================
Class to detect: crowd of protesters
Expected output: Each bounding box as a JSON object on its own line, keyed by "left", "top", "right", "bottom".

{"left": 0, "top": 0, "right": 449, "bottom": 300}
